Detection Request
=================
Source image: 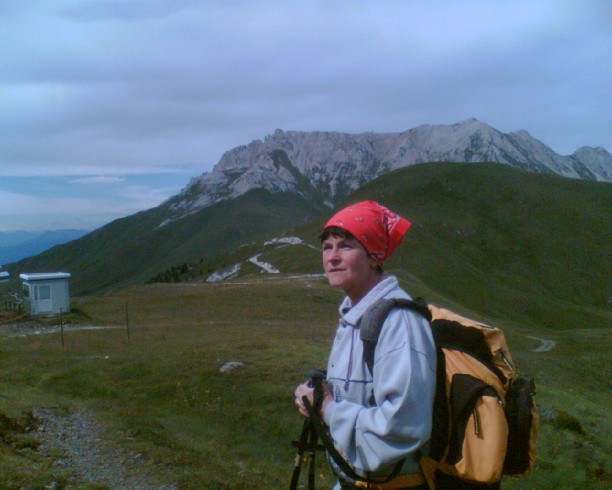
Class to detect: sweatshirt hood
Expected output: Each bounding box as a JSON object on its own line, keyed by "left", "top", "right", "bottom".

{"left": 338, "top": 275, "right": 409, "bottom": 327}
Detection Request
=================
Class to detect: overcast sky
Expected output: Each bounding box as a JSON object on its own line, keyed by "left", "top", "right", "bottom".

{"left": 1, "top": 0, "right": 610, "bottom": 232}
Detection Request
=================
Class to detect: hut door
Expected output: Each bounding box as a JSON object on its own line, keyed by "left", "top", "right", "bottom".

{"left": 35, "top": 284, "right": 52, "bottom": 312}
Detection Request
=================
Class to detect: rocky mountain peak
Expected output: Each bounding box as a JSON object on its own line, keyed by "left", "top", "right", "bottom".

{"left": 160, "top": 120, "right": 611, "bottom": 227}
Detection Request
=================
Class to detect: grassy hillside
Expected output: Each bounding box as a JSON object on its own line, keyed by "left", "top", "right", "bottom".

{"left": 267, "top": 163, "right": 610, "bottom": 332}
{"left": 175, "top": 163, "right": 610, "bottom": 332}
{"left": 2, "top": 189, "right": 327, "bottom": 296}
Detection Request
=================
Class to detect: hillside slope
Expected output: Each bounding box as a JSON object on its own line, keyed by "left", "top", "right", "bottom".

{"left": 3, "top": 190, "right": 327, "bottom": 295}
{"left": 199, "top": 163, "right": 611, "bottom": 331}
{"left": 362, "top": 163, "right": 611, "bottom": 331}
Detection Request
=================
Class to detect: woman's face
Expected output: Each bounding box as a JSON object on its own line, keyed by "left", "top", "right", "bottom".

{"left": 322, "top": 235, "right": 380, "bottom": 303}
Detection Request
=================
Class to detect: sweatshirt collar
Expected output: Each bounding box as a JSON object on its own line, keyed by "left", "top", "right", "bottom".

{"left": 338, "top": 275, "right": 399, "bottom": 327}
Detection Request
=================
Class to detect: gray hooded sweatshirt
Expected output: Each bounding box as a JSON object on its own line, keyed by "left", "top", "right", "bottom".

{"left": 323, "top": 275, "right": 436, "bottom": 484}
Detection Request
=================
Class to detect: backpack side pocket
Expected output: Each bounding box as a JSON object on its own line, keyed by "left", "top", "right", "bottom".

{"left": 503, "top": 376, "right": 538, "bottom": 475}
{"left": 447, "top": 373, "right": 508, "bottom": 484}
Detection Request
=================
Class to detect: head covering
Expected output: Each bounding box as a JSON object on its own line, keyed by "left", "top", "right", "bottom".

{"left": 323, "top": 200, "right": 412, "bottom": 264}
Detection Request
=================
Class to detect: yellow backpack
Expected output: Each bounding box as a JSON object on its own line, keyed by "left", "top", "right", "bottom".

{"left": 360, "top": 299, "right": 538, "bottom": 488}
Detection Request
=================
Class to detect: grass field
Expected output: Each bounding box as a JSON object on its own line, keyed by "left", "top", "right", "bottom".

{"left": 1, "top": 274, "right": 610, "bottom": 489}
{"left": 1, "top": 277, "right": 340, "bottom": 488}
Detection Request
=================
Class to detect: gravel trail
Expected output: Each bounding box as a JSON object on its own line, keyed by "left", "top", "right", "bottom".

{"left": 33, "top": 408, "right": 177, "bottom": 489}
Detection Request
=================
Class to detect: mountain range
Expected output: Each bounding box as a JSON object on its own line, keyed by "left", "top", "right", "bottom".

{"left": 159, "top": 118, "right": 610, "bottom": 228}
{"left": 1, "top": 119, "right": 610, "bottom": 303}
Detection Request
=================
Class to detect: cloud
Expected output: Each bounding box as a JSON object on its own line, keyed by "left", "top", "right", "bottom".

{"left": 0, "top": 175, "right": 185, "bottom": 231}
{"left": 118, "top": 183, "right": 180, "bottom": 209}
{"left": 58, "top": 0, "right": 201, "bottom": 23}
{"left": 0, "top": 0, "right": 609, "bottom": 229}
{"left": 69, "top": 176, "right": 125, "bottom": 184}
{"left": 0, "top": 189, "right": 126, "bottom": 231}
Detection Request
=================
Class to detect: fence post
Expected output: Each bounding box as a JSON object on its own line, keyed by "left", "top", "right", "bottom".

{"left": 125, "top": 302, "right": 130, "bottom": 343}
{"left": 60, "top": 308, "right": 65, "bottom": 348}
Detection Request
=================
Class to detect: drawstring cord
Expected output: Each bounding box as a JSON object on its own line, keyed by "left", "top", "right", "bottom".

{"left": 344, "top": 324, "right": 356, "bottom": 391}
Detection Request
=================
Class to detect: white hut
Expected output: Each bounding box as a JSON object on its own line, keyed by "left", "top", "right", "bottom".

{"left": 19, "top": 272, "right": 71, "bottom": 316}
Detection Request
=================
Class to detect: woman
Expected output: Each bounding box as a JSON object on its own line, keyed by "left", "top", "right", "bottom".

{"left": 294, "top": 200, "right": 436, "bottom": 489}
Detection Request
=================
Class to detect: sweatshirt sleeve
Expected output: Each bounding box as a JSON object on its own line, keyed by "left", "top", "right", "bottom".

{"left": 323, "top": 308, "right": 436, "bottom": 473}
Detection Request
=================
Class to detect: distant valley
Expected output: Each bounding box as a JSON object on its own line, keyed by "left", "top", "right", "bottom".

{"left": 0, "top": 229, "right": 90, "bottom": 266}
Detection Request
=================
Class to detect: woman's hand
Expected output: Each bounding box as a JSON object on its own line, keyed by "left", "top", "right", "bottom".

{"left": 294, "top": 382, "right": 332, "bottom": 419}
{"left": 294, "top": 382, "right": 313, "bottom": 418}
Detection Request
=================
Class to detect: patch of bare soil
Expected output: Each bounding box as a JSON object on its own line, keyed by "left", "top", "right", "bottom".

{"left": 0, "top": 319, "right": 121, "bottom": 338}
{"left": 33, "top": 408, "right": 177, "bottom": 489}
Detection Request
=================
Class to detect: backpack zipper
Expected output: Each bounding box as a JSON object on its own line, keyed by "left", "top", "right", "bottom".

{"left": 499, "top": 349, "right": 514, "bottom": 372}
{"left": 472, "top": 395, "right": 504, "bottom": 436}
{"left": 472, "top": 408, "right": 480, "bottom": 436}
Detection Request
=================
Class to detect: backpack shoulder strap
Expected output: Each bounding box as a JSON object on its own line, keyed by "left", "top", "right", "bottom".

{"left": 359, "top": 297, "right": 432, "bottom": 377}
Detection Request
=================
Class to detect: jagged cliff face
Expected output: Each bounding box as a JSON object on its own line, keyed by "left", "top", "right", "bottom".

{"left": 161, "top": 119, "right": 611, "bottom": 225}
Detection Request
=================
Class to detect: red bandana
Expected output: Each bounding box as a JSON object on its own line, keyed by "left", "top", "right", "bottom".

{"left": 323, "top": 200, "right": 412, "bottom": 264}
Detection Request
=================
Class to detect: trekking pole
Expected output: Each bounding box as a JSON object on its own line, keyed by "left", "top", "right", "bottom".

{"left": 290, "top": 418, "right": 312, "bottom": 489}
{"left": 289, "top": 371, "right": 326, "bottom": 490}
{"left": 307, "top": 373, "right": 325, "bottom": 490}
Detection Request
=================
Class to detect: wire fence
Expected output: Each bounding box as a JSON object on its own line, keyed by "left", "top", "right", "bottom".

{"left": 4, "top": 293, "right": 24, "bottom": 316}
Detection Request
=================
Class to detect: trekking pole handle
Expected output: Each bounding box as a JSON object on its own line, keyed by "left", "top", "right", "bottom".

{"left": 307, "top": 370, "right": 326, "bottom": 412}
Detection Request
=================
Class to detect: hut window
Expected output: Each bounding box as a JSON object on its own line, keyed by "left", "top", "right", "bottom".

{"left": 39, "top": 285, "right": 51, "bottom": 300}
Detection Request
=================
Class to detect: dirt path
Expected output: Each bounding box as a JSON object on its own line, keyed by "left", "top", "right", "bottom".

{"left": 0, "top": 321, "right": 122, "bottom": 338}
{"left": 527, "top": 335, "right": 556, "bottom": 353}
{"left": 2, "top": 322, "right": 178, "bottom": 487}
{"left": 33, "top": 408, "right": 177, "bottom": 489}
